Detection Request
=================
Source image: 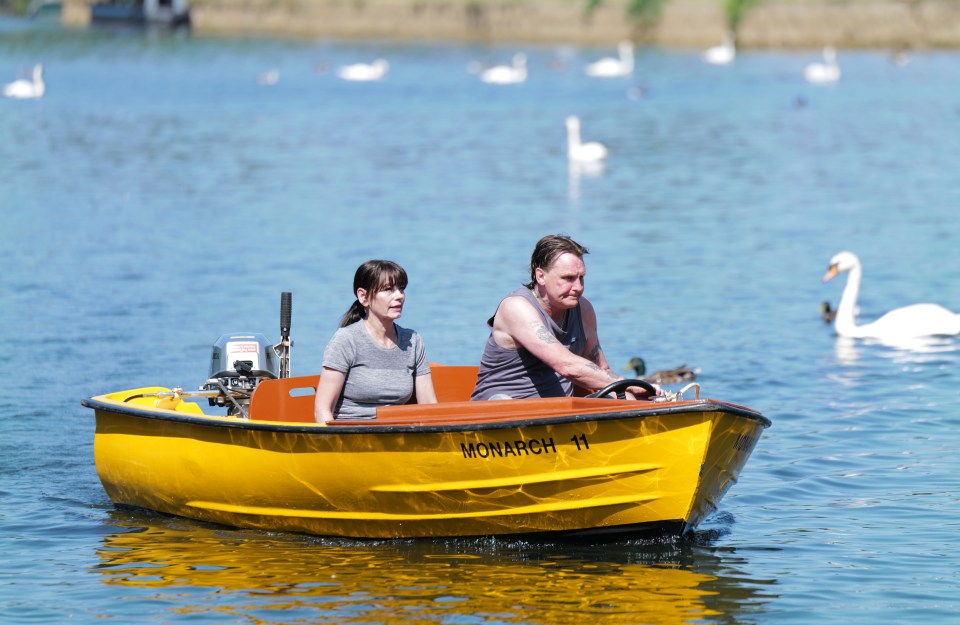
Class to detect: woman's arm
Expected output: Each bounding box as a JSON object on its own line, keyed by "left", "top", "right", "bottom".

{"left": 414, "top": 372, "right": 438, "bottom": 404}
{"left": 314, "top": 367, "right": 346, "bottom": 423}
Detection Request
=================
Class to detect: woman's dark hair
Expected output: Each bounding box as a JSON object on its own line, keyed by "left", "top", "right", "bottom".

{"left": 523, "top": 235, "right": 589, "bottom": 289}
{"left": 340, "top": 260, "right": 409, "bottom": 327}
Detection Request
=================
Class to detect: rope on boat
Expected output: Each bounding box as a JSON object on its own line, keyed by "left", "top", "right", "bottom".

{"left": 651, "top": 382, "right": 701, "bottom": 403}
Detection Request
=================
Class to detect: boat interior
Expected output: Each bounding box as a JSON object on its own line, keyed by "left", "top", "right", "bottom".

{"left": 247, "top": 364, "right": 634, "bottom": 426}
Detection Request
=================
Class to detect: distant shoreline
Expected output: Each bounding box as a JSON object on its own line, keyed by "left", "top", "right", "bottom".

{"left": 60, "top": 0, "right": 960, "bottom": 48}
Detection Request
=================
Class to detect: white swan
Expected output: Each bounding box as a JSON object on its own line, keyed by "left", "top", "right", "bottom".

{"left": 3, "top": 63, "right": 45, "bottom": 99}
{"left": 337, "top": 59, "right": 389, "bottom": 82}
{"left": 804, "top": 47, "right": 841, "bottom": 84}
{"left": 703, "top": 32, "right": 736, "bottom": 65}
{"left": 257, "top": 69, "right": 279, "bottom": 86}
{"left": 822, "top": 251, "right": 960, "bottom": 339}
{"left": 565, "top": 115, "right": 608, "bottom": 163}
{"left": 585, "top": 41, "right": 634, "bottom": 77}
{"left": 480, "top": 53, "right": 527, "bottom": 85}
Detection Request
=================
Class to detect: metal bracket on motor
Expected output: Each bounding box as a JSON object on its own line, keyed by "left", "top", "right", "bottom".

{"left": 273, "top": 291, "right": 293, "bottom": 379}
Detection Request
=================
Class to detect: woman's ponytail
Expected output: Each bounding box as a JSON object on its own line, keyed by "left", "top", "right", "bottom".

{"left": 339, "top": 299, "right": 366, "bottom": 328}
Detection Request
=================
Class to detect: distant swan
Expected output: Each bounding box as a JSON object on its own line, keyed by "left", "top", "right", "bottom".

{"left": 804, "top": 47, "right": 841, "bottom": 84}
{"left": 480, "top": 53, "right": 527, "bottom": 85}
{"left": 585, "top": 41, "right": 634, "bottom": 77}
{"left": 703, "top": 32, "right": 736, "bottom": 65}
{"left": 822, "top": 251, "right": 960, "bottom": 339}
{"left": 3, "top": 63, "right": 45, "bottom": 99}
{"left": 337, "top": 59, "right": 389, "bottom": 82}
{"left": 565, "top": 115, "right": 608, "bottom": 163}
{"left": 257, "top": 69, "right": 279, "bottom": 86}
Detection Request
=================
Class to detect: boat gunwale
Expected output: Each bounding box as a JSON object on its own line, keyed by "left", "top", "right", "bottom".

{"left": 81, "top": 395, "right": 771, "bottom": 434}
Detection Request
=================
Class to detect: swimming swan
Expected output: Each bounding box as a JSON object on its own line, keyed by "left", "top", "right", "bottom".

{"left": 3, "top": 63, "right": 45, "bottom": 99}
{"left": 480, "top": 53, "right": 527, "bottom": 84}
{"left": 565, "top": 115, "right": 608, "bottom": 163}
{"left": 585, "top": 41, "right": 634, "bottom": 77}
{"left": 804, "top": 47, "right": 841, "bottom": 84}
{"left": 822, "top": 251, "right": 960, "bottom": 339}
{"left": 337, "top": 59, "right": 389, "bottom": 81}
{"left": 257, "top": 69, "right": 279, "bottom": 85}
{"left": 703, "top": 32, "right": 736, "bottom": 65}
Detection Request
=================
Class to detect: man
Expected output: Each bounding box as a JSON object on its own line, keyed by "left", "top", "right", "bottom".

{"left": 471, "top": 234, "right": 659, "bottom": 400}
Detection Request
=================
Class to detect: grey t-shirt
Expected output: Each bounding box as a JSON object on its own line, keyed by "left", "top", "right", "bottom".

{"left": 322, "top": 321, "right": 431, "bottom": 419}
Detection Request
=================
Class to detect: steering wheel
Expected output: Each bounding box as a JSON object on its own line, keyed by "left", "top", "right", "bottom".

{"left": 586, "top": 378, "right": 658, "bottom": 400}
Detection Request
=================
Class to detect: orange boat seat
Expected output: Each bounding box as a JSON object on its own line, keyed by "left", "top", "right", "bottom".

{"left": 248, "top": 364, "right": 480, "bottom": 423}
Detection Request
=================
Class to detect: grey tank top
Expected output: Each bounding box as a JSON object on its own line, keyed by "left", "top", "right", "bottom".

{"left": 471, "top": 287, "right": 586, "bottom": 400}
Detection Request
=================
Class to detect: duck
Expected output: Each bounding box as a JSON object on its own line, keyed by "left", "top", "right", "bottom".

{"left": 822, "top": 251, "right": 960, "bottom": 339}
{"left": 623, "top": 357, "right": 700, "bottom": 385}
{"left": 565, "top": 115, "right": 608, "bottom": 163}
{"left": 480, "top": 53, "right": 527, "bottom": 85}
{"left": 703, "top": 32, "right": 736, "bottom": 65}
{"left": 337, "top": 59, "right": 389, "bottom": 82}
{"left": 820, "top": 301, "right": 836, "bottom": 324}
{"left": 3, "top": 63, "right": 45, "bottom": 99}
{"left": 585, "top": 41, "right": 634, "bottom": 77}
{"left": 804, "top": 47, "right": 841, "bottom": 84}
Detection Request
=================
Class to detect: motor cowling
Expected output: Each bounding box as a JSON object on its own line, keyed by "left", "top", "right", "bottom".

{"left": 203, "top": 333, "right": 278, "bottom": 414}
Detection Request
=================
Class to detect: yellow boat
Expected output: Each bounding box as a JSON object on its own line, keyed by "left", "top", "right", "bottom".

{"left": 83, "top": 362, "right": 769, "bottom": 540}
{"left": 83, "top": 297, "right": 769, "bottom": 540}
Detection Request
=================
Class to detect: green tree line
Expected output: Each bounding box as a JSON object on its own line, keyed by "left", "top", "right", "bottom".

{"left": 586, "top": 0, "right": 763, "bottom": 39}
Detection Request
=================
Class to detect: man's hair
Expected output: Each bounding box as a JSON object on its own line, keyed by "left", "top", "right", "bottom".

{"left": 524, "top": 235, "right": 589, "bottom": 289}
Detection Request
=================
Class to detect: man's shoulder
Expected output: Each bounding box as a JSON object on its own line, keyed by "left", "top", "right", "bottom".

{"left": 498, "top": 292, "right": 539, "bottom": 320}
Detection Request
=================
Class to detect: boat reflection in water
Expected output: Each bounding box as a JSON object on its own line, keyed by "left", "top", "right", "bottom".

{"left": 95, "top": 511, "right": 774, "bottom": 624}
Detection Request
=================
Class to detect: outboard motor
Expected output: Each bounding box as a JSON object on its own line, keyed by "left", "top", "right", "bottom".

{"left": 201, "top": 292, "right": 293, "bottom": 417}
{"left": 128, "top": 293, "right": 294, "bottom": 418}
{"left": 202, "top": 333, "right": 278, "bottom": 415}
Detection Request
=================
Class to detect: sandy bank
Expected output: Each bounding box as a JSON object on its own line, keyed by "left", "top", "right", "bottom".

{"left": 63, "top": 0, "right": 960, "bottom": 48}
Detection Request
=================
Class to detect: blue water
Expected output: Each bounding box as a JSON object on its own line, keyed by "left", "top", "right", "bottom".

{"left": 2, "top": 15, "right": 960, "bottom": 624}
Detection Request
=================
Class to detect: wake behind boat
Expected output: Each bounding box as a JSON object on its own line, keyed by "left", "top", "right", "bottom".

{"left": 82, "top": 294, "right": 770, "bottom": 540}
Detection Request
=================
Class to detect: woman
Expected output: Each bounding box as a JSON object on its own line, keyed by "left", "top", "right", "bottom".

{"left": 315, "top": 260, "right": 437, "bottom": 422}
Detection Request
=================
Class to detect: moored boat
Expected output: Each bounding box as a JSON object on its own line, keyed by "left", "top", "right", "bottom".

{"left": 82, "top": 295, "right": 770, "bottom": 540}
{"left": 90, "top": 0, "right": 190, "bottom": 27}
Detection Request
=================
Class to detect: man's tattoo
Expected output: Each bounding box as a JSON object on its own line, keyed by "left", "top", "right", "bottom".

{"left": 533, "top": 323, "right": 559, "bottom": 344}
{"left": 586, "top": 362, "right": 619, "bottom": 380}
{"left": 587, "top": 343, "right": 602, "bottom": 364}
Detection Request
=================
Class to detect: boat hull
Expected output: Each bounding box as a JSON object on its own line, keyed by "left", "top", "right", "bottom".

{"left": 86, "top": 388, "right": 768, "bottom": 540}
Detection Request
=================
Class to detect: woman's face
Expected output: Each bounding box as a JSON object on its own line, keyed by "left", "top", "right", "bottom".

{"left": 359, "top": 281, "right": 405, "bottom": 322}
{"left": 536, "top": 252, "right": 585, "bottom": 310}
